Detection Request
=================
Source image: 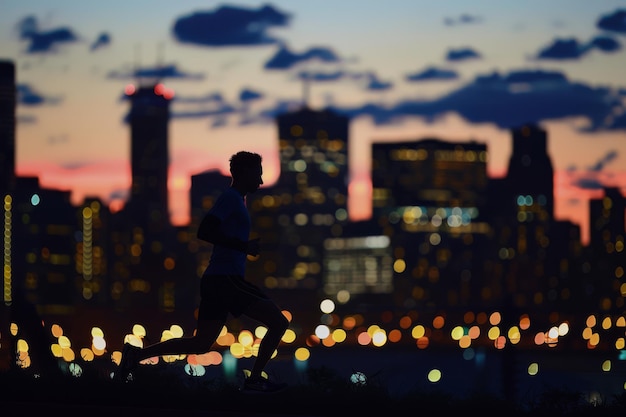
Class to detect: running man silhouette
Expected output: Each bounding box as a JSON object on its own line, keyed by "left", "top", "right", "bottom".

{"left": 116, "top": 151, "right": 290, "bottom": 392}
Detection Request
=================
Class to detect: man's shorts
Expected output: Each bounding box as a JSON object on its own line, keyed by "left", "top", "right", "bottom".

{"left": 198, "top": 274, "right": 269, "bottom": 321}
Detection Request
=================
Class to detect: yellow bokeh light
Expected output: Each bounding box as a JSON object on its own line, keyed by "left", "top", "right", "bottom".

{"left": 169, "top": 324, "right": 184, "bottom": 338}
{"left": 451, "top": 326, "right": 464, "bottom": 341}
{"left": 528, "top": 362, "right": 539, "bottom": 376}
{"left": 238, "top": 330, "right": 254, "bottom": 346}
{"left": 123, "top": 334, "right": 143, "bottom": 348}
{"left": 411, "top": 325, "right": 425, "bottom": 339}
{"left": 58, "top": 335, "right": 71, "bottom": 348}
{"left": 255, "top": 326, "right": 268, "bottom": 339}
{"left": 331, "top": 328, "right": 347, "bottom": 343}
{"left": 428, "top": 369, "right": 442, "bottom": 383}
{"left": 132, "top": 324, "right": 146, "bottom": 338}
{"left": 487, "top": 326, "right": 500, "bottom": 340}
{"left": 294, "top": 347, "right": 310, "bottom": 361}
{"left": 281, "top": 328, "right": 296, "bottom": 343}
{"left": 230, "top": 342, "right": 244, "bottom": 358}
{"left": 16, "top": 339, "right": 29, "bottom": 352}
{"left": 91, "top": 327, "right": 104, "bottom": 338}
{"left": 50, "top": 343, "right": 62, "bottom": 357}
{"left": 602, "top": 360, "right": 611, "bottom": 372}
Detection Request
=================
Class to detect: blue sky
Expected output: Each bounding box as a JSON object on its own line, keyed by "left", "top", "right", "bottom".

{"left": 1, "top": 0, "right": 625, "bottom": 241}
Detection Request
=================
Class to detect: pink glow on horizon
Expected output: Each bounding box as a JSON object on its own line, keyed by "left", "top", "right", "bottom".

{"left": 16, "top": 159, "right": 625, "bottom": 246}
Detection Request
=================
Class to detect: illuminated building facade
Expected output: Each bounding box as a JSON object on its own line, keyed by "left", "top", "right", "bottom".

{"left": 247, "top": 107, "right": 350, "bottom": 295}
{"left": 76, "top": 198, "right": 110, "bottom": 305}
{"left": 11, "top": 178, "right": 76, "bottom": 310}
{"left": 372, "top": 138, "right": 488, "bottom": 215}
{"left": 370, "top": 139, "right": 492, "bottom": 315}
{"left": 587, "top": 187, "right": 626, "bottom": 313}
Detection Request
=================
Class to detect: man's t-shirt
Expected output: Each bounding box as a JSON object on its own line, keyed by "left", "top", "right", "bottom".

{"left": 204, "top": 187, "right": 250, "bottom": 276}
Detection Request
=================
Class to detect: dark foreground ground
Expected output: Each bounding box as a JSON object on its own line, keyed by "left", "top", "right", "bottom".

{"left": 2, "top": 363, "right": 626, "bottom": 417}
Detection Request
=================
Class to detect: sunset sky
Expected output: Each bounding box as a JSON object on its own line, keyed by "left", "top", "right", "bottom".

{"left": 1, "top": 1, "right": 626, "bottom": 244}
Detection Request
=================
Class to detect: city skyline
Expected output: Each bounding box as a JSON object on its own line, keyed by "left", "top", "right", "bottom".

{"left": 1, "top": 1, "right": 626, "bottom": 244}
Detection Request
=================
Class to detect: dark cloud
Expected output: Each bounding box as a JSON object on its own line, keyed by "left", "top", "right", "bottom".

{"left": 90, "top": 32, "right": 111, "bottom": 52}
{"left": 597, "top": 9, "right": 626, "bottom": 34}
{"left": 362, "top": 72, "right": 393, "bottom": 91}
{"left": 240, "top": 88, "right": 263, "bottom": 101}
{"left": 264, "top": 45, "right": 340, "bottom": 69}
{"left": 590, "top": 36, "right": 621, "bottom": 52}
{"left": 107, "top": 64, "right": 204, "bottom": 80}
{"left": 172, "top": 4, "right": 290, "bottom": 47}
{"left": 406, "top": 67, "right": 459, "bottom": 82}
{"left": 446, "top": 47, "right": 481, "bottom": 61}
{"left": 323, "top": 69, "right": 622, "bottom": 130}
{"left": 536, "top": 36, "right": 621, "bottom": 60}
{"left": 17, "top": 83, "right": 60, "bottom": 106}
{"left": 17, "top": 15, "right": 78, "bottom": 54}
{"left": 574, "top": 177, "right": 605, "bottom": 190}
{"left": 444, "top": 14, "right": 482, "bottom": 26}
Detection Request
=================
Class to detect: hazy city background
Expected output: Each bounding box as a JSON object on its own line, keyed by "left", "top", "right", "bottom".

{"left": 1, "top": 1, "right": 626, "bottom": 408}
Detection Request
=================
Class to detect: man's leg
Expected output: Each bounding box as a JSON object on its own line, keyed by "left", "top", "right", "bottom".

{"left": 243, "top": 299, "right": 289, "bottom": 379}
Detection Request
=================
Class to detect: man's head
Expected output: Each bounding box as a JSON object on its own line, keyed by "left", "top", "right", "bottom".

{"left": 230, "top": 151, "right": 263, "bottom": 194}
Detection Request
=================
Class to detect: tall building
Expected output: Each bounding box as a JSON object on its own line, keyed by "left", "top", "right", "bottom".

{"left": 247, "top": 106, "right": 350, "bottom": 300}
{"left": 372, "top": 138, "right": 488, "bottom": 217}
{"left": 1, "top": 60, "right": 15, "bottom": 312}
{"left": 506, "top": 124, "right": 554, "bottom": 221}
{"left": 370, "top": 138, "right": 492, "bottom": 314}
{"left": 127, "top": 83, "right": 171, "bottom": 221}
{"left": 0, "top": 60, "right": 15, "bottom": 195}
{"left": 109, "top": 82, "right": 182, "bottom": 311}
{"left": 489, "top": 124, "right": 562, "bottom": 318}
{"left": 589, "top": 187, "right": 625, "bottom": 250}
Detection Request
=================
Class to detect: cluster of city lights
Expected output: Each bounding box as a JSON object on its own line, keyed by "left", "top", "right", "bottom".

{"left": 4, "top": 296, "right": 626, "bottom": 394}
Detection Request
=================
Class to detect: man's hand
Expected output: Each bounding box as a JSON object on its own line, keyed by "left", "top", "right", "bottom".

{"left": 246, "top": 237, "right": 261, "bottom": 256}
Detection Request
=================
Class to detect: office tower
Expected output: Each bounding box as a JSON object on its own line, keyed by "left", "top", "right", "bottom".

{"left": 109, "top": 82, "right": 181, "bottom": 310}
{"left": 372, "top": 138, "right": 488, "bottom": 215}
{"left": 247, "top": 106, "right": 349, "bottom": 300}
{"left": 127, "top": 83, "right": 171, "bottom": 220}
{"left": 370, "top": 138, "right": 491, "bottom": 314}
{"left": 589, "top": 187, "right": 625, "bottom": 250}
{"left": 0, "top": 60, "right": 15, "bottom": 195}
{"left": 587, "top": 187, "right": 626, "bottom": 313}
{"left": 11, "top": 178, "right": 76, "bottom": 308}
{"left": 491, "top": 124, "right": 560, "bottom": 318}
{"left": 506, "top": 124, "right": 554, "bottom": 221}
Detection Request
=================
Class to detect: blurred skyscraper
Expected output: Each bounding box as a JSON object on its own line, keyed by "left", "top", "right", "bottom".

{"left": 108, "top": 82, "right": 192, "bottom": 312}
{"left": 0, "top": 60, "right": 15, "bottom": 195}
{"left": 246, "top": 106, "right": 350, "bottom": 315}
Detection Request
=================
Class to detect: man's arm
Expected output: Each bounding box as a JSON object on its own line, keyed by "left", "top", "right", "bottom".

{"left": 197, "top": 214, "right": 259, "bottom": 255}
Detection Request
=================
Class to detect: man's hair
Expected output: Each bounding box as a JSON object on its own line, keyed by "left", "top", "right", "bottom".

{"left": 229, "top": 151, "right": 262, "bottom": 178}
